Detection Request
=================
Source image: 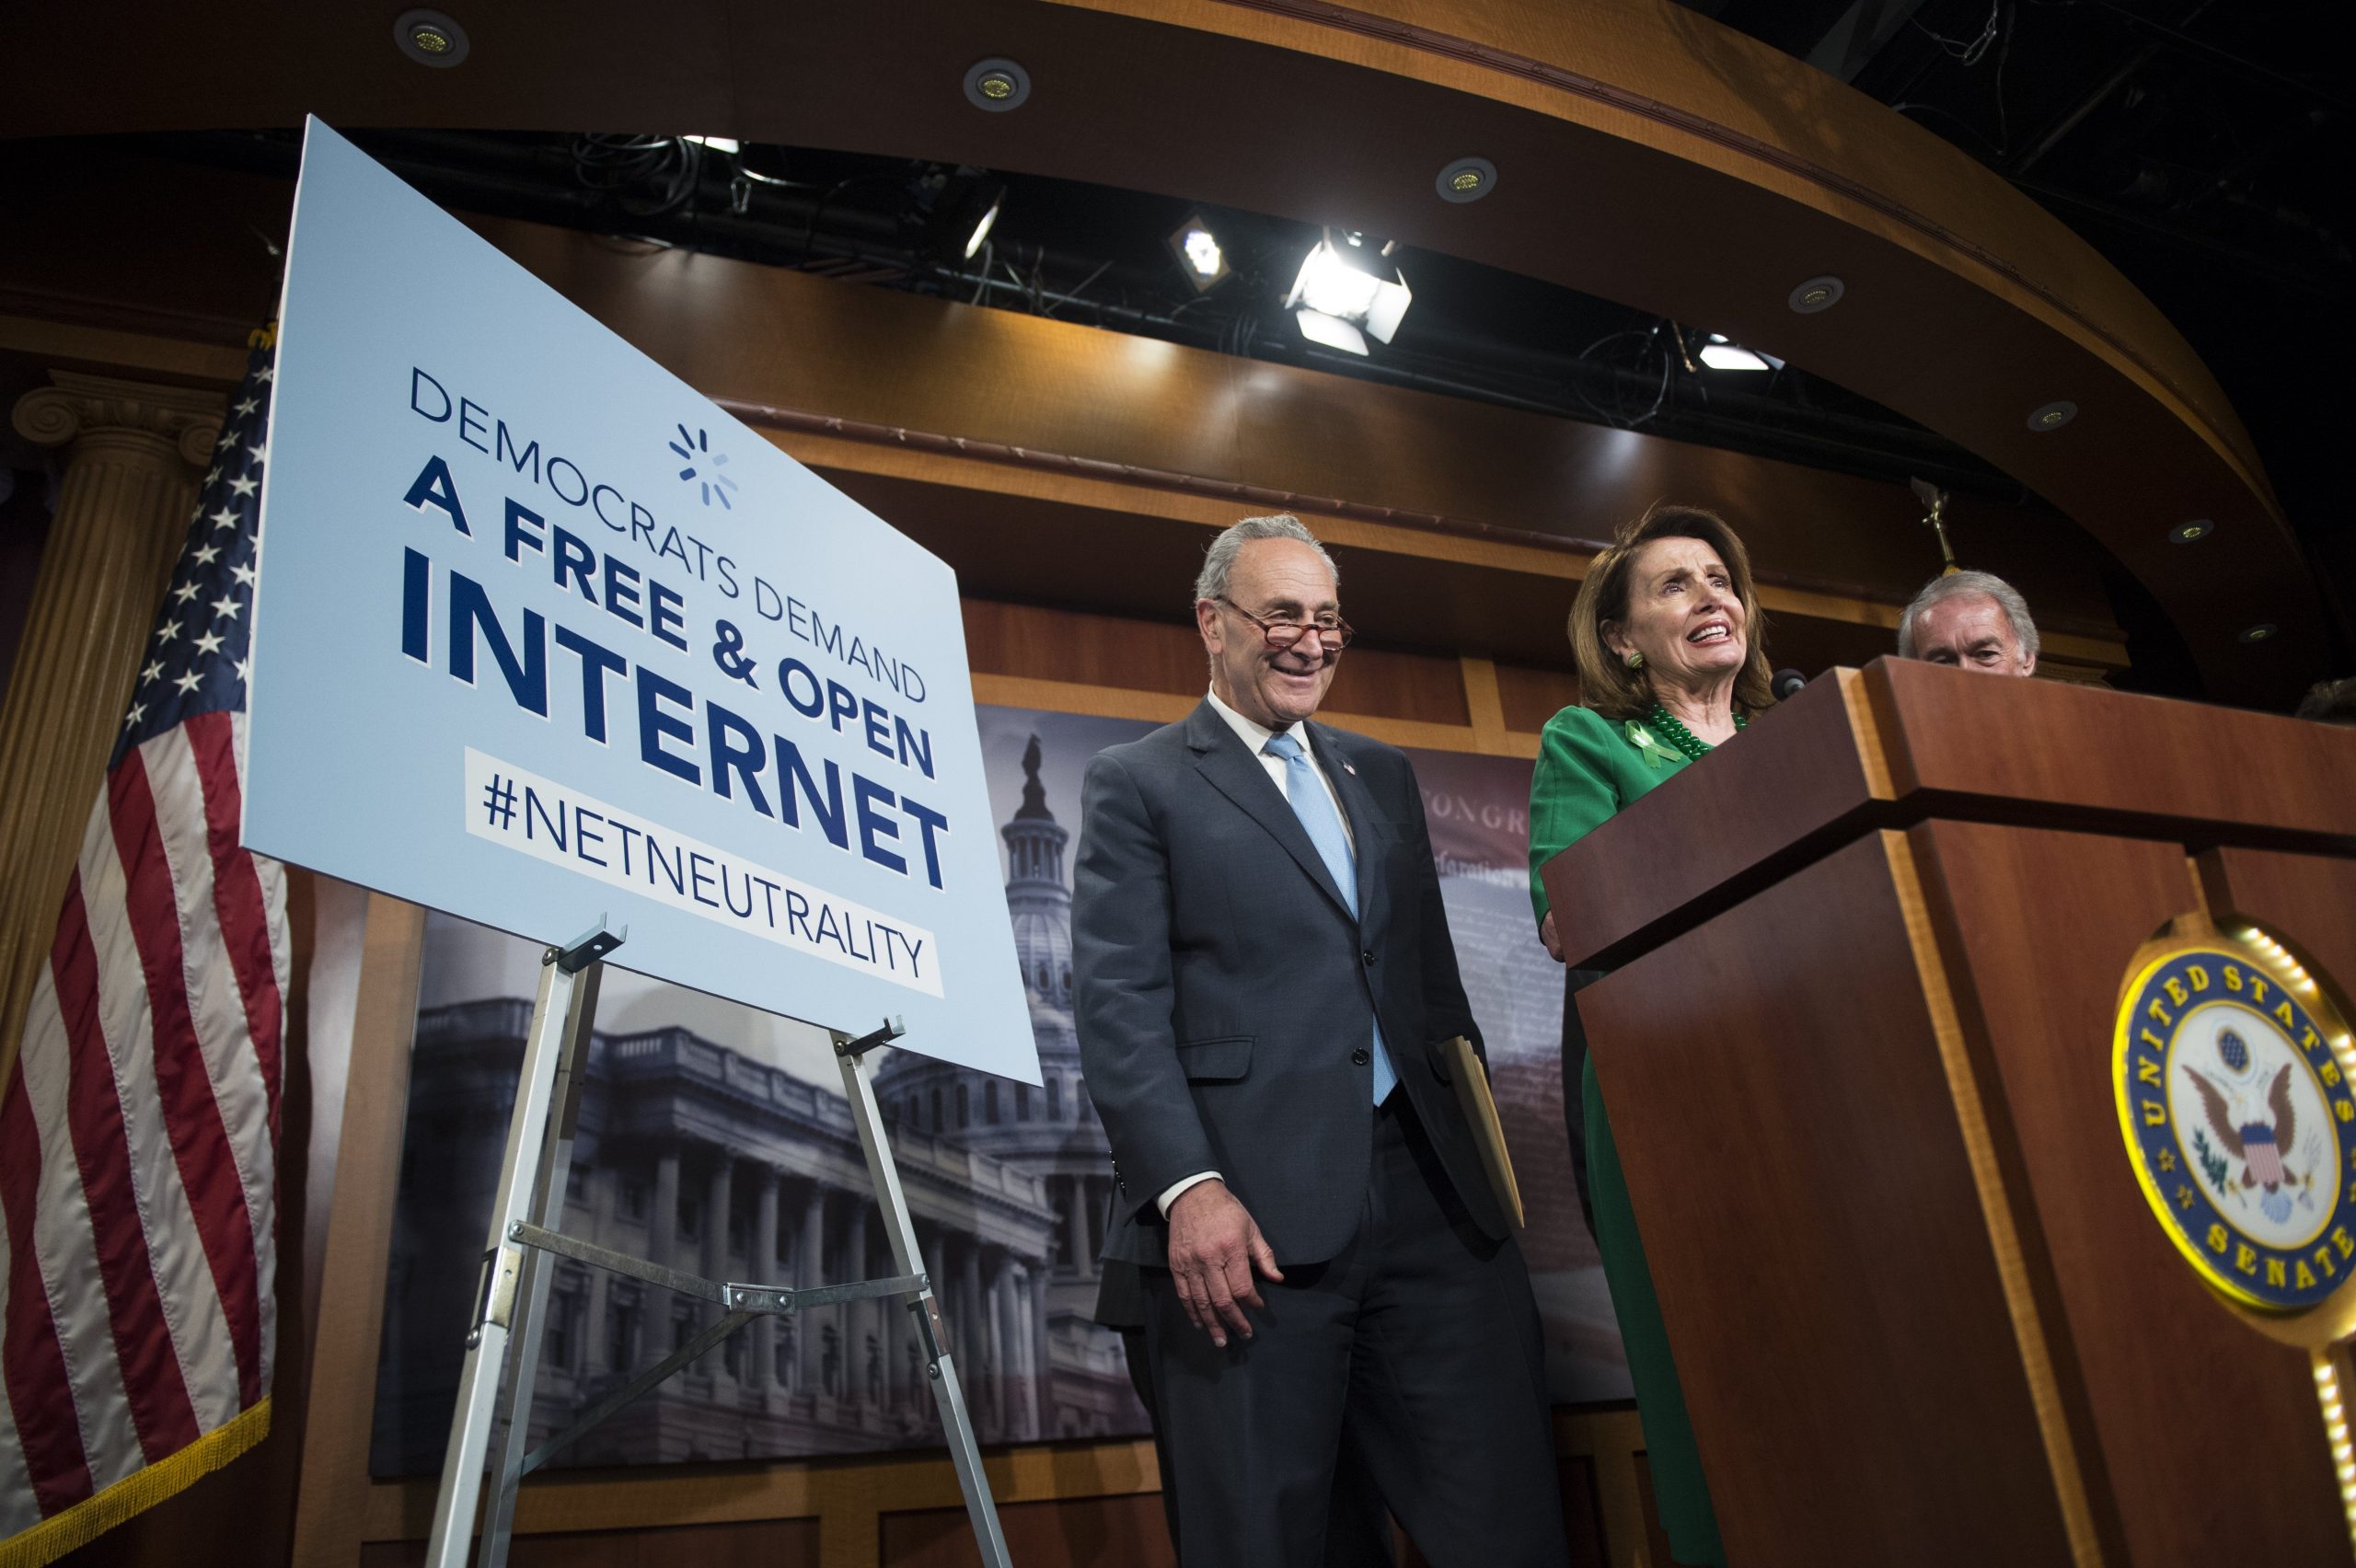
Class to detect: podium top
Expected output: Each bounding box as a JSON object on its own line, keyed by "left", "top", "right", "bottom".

{"left": 1542, "top": 657, "right": 2356, "bottom": 969}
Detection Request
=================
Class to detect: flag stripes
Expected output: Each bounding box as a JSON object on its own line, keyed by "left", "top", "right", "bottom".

{"left": 1, "top": 340, "right": 284, "bottom": 1565}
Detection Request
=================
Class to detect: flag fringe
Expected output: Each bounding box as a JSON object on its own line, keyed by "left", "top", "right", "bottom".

{"left": 0, "top": 1398, "right": 271, "bottom": 1568}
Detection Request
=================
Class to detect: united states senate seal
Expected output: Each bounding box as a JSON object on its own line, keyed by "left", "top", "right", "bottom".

{"left": 2116, "top": 926, "right": 2356, "bottom": 1313}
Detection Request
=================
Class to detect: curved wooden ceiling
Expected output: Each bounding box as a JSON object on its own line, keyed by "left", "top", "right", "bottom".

{"left": 2, "top": 0, "right": 2325, "bottom": 701}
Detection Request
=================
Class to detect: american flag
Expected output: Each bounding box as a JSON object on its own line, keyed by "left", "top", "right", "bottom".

{"left": 0, "top": 339, "right": 288, "bottom": 1563}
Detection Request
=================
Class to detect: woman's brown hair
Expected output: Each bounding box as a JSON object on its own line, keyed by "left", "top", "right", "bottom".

{"left": 1567, "top": 503, "right": 1773, "bottom": 721}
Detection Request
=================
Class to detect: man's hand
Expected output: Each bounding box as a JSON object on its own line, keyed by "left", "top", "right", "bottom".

{"left": 1166, "top": 1179, "right": 1283, "bottom": 1347}
{"left": 1540, "top": 910, "right": 1565, "bottom": 963}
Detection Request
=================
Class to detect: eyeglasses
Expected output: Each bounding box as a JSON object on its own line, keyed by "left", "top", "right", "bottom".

{"left": 1217, "top": 596, "right": 1355, "bottom": 656}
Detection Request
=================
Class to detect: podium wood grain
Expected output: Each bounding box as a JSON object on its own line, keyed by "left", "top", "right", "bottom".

{"left": 1578, "top": 832, "right": 2077, "bottom": 1564}
{"left": 1547, "top": 660, "right": 2356, "bottom": 1566}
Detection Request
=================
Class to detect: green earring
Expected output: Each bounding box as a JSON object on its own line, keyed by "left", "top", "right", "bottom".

{"left": 1624, "top": 651, "right": 1645, "bottom": 671}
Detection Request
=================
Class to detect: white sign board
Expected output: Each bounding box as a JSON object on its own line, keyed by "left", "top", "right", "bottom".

{"left": 248, "top": 121, "right": 1036, "bottom": 1082}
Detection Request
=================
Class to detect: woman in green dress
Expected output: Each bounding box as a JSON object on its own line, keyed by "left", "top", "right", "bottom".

{"left": 1530, "top": 503, "right": 1774, "bottom": 1568}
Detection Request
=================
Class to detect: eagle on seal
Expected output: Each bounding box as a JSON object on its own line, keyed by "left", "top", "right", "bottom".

{"left": 2187, "top": 1061, "right": 2300, "bottom": 1191}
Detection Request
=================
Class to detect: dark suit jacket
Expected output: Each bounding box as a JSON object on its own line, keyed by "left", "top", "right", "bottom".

{"left": 1073, "top": 699, "right": 1504, "bottom": 1267}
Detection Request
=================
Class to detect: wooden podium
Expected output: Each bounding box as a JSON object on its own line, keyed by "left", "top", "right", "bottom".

{"left": 1540, "top": 658, "right": 2356, "bottom": 1567}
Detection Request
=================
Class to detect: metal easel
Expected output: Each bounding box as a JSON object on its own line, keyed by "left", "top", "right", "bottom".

{"left": 423, "top": 917, "right": 1013, "bottom": 1568}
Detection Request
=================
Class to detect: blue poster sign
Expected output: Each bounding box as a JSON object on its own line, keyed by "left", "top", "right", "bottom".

{"left": 248, "top": 120, "right": 1037, "bottom": 1082}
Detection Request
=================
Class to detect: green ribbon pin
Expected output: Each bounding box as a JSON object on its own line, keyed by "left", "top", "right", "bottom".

{"left": 1624, "top": 720, "right": 1682, "bottom": 770}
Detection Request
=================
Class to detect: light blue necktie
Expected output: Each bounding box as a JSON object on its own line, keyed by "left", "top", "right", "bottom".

{"left": 1264, "top": 731, "right": 1397, "bottom": 1105}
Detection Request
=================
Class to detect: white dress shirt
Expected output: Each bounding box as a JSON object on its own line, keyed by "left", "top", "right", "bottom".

{"left": 1156, "top": 687, "right": 1356, "bottom": 1216}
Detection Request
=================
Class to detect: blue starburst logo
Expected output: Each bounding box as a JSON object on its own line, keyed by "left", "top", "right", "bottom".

{"left": 668, "top": 423, "right": 738, "bottom": 509}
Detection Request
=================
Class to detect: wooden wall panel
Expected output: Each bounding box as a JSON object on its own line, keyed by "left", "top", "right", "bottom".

{"left": 962, "top": 599, "right": 1204, "bottom": 698}
{"left": 880, "top": 1493, "right": 1175, "bottom": 1568}
{"left": 1496, "top": 663, "right": 1580, "bottom": 736}
{"left": 961, "top": 598, "right": 1473, "bottom": 727}
{"left": 357, "top": 1517, "right": 818, "bottom": 1568}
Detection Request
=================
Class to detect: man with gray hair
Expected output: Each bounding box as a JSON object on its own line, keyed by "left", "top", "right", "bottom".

{"left": 1073, "top": 513, "right": 1565, "bottom": 1566}
{"left": 1898, "top": 569, "right": 2040, "bottom": 676}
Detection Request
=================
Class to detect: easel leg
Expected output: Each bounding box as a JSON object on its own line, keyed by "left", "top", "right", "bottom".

{"left": 479, "top": 961, "right": 604, "bottom": 1568}
{"left": 837, "top": 1032, "right": 1013, "bottom": 1568}
{"left": 424, "top": 922, "right": 619, "bottom": 1568}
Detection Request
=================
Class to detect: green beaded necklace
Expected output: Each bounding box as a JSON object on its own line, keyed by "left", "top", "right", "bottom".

{"left": 1637, "top": 703, "right": 1746, "bottom": 765}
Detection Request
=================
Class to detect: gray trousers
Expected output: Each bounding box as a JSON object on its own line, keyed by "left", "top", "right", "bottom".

{"left": 1141, "top": 1096, "right": 1567, "bottom": 1568}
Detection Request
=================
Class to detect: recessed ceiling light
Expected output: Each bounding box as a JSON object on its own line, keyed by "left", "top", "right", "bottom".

{"left": 2239, "top": 622, "right": 2278, "bottom": 643}
{"left": 964, "top": 58, "right": 1031, "bottom": 112}
{"left": 2170, "top": 520, "right": 2213, "bottom": 544}
{"left": 1436, "top": 157, "right": 1496, "bottom": 202}
{"left": 394, "top": 9, "right": 468, "bottom": 68}
{"left": 2027, "top": 400, "right": 2077, "bottom": 432}
{"left": 1788, "top": 276, "right": 1843, "bottom": 313}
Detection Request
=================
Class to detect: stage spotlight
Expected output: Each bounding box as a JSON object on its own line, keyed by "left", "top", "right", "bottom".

{"left": 1293, "top": 308, "right": 1370, "bottom": 356}
{"left": 1698, "top": 334, "right": 1771, "bottom": 372}
{"left": 1168, "top": 213, "right": 1230, "bottom": 291}
{"left": 1286, "top": 230, "right": 1411, "bottom": 346}
{"left": 925, "top": 171, "right": 1006, "bottom": 264}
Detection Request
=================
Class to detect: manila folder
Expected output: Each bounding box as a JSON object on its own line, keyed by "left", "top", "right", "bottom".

{"left": 1444, "top": 1035, "right": 1525, "bottom": 1230}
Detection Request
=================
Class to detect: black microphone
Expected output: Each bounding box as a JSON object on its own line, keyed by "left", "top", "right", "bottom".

{"left": 1772, "top": 667, "right": 1808, "bottom": 701}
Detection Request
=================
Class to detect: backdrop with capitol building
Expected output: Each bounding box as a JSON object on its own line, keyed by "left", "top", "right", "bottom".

{"left": 367, "top": 701, "right": 1626, "bottom": 1475}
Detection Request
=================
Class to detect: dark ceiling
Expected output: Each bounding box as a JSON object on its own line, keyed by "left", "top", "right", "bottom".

{"left": 16, "top": 0, "right": 2350, "bottom": 695}
{"left": 1694, "top": 0, "right": 2354, "bottom": 658}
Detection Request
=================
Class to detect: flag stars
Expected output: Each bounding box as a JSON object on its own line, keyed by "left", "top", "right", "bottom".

{"left": 210, "top": 594, "right": 243, "bottom": 622}
{"left": 156, "top": 620, "right": 181, "bottom": 644}
{"left": 234, "top": 397, "right": 260, "bottom": 418}
{"left": 231, "top": 562, "right": 258, "bottom": 588}
{"left": 173, "top": 670, "right": 202, "bottom": 697}
{"left": 173, "top": 581, "right": 202, "bottom": 604}
{"left": 214, "top": 425, "right": 241, "bottom": 451}
{"left": 192, "top": 543, "right": 222, "bottom": 567}
{"left": 123, "top": 702, "right": 146, "bottom": 729}
{"left": 247, "top": 439, "right": 267, "bottom": 464}
{"left": 227, "top": 476, "right": 258, "bottom": 499}
{"left": 234, "top": 656, "right": 250, "bottom": 685}
{"left": 194, "top": 630, "right": 225, "bottom": 657}
{"left": 141, "top": 660, "right": 165, "bottom": 686}
{"left": 210, "top": 506, "right": 240, "bottom": 531}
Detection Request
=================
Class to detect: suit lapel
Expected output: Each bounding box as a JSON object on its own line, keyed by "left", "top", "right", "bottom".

{"left": 1310, "top": 722, "right": 1386, "bottom": 933}
{"left": 1185, "top": 701, "right": 1354, "bottom": 918}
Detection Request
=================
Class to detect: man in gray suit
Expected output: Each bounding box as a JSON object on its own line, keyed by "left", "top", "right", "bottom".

{"left": 1073, "top": 514, "right": 1565, "bottom": 1568}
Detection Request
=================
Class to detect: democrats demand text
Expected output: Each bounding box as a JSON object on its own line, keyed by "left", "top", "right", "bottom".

{"left": 394, "top": 453, "right": 953, "bottom": 893}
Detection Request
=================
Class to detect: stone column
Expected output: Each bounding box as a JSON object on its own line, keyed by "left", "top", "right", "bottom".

{"left": 841, "top": 1205, "right": 869, "bottom": 1415}
{"left": 993, "top": 1257, "right": 1023, "bottom": 1437}
{"left": 884, "top": 1259, "right": 910, "bottom": 1412}
{"left": 750, "top": 1165, "right": 780, "bottom": 1392}
{"left": 1068, "top": 1178, "right": 1096, "bottom": 1276}
{"left": 582, "top": 1164, "right": 619, "bottom": 1374}
{"left": 1030, "top": 1268, "right": 1054, "bottom": 1440}
{"left": 959, "top": 1240, "right": 985, "bottom": 1387}
{"left": 0, "top": 373, "right": 222, "bottom": 1089}
{"left": 650, "top": 1152, "right": 682, "bottom": 1267}
{"left": 796, "top": 1182, "right": 827, "bottom": 1389}
{"left": 702, "top": 1156, "right": 734, "bottom": 1378}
